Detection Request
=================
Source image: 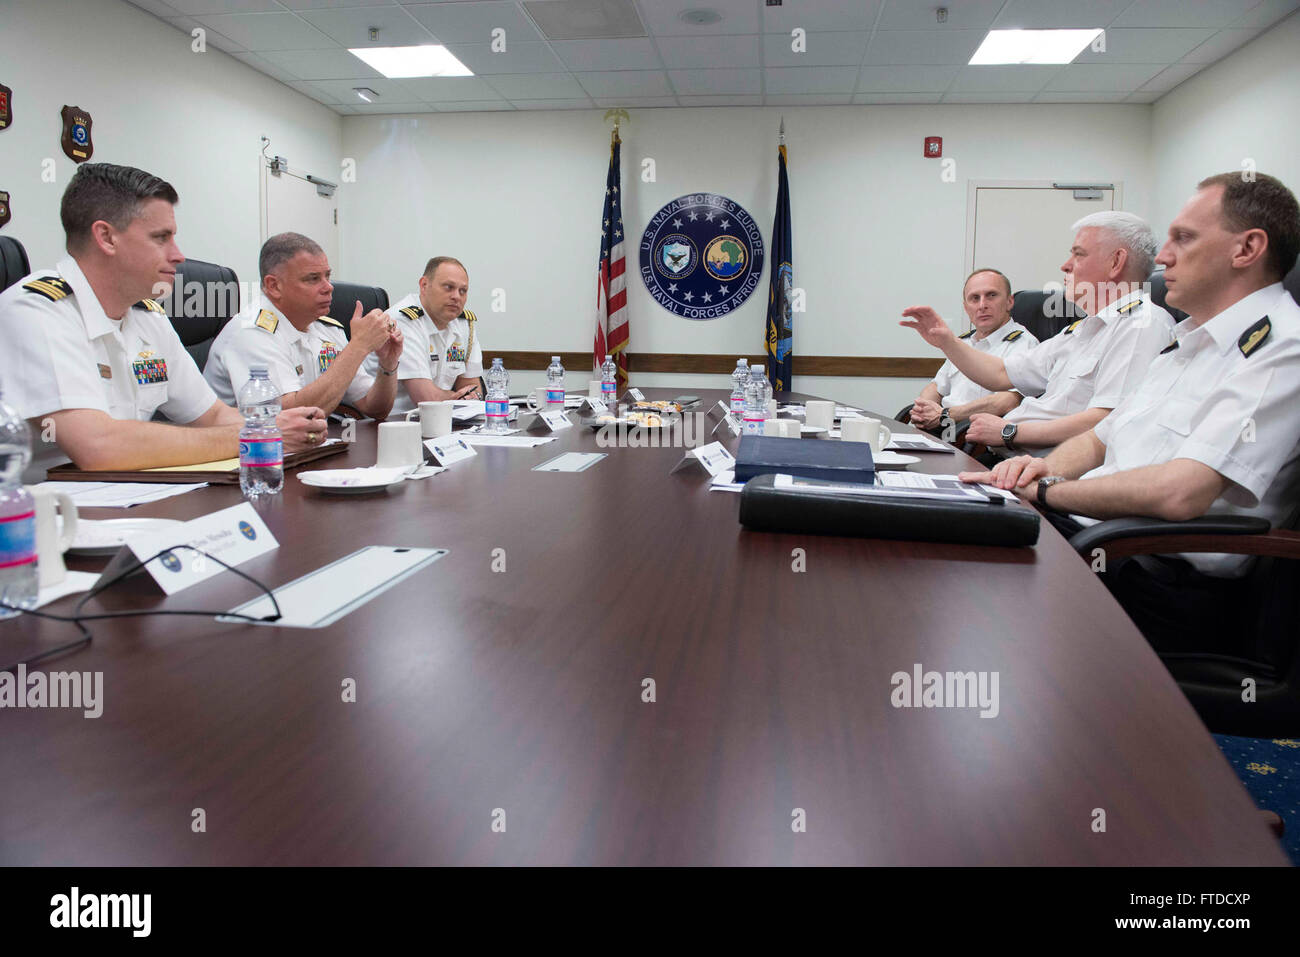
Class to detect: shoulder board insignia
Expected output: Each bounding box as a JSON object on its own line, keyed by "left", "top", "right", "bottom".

{"left": 22, "top": 277, "right": 73, "bottom": 302}
{"left": 1063, "top": 320, "right": 1083, "bottom": 335}
{"left": 398, "top": 305, "right": 424, "bottom": 322}
{"left": 1159, "top": 340, "right": 1179, "bottom": 355}
{"left": 461, "top": 308, "right": 477, "bottom": 323}
{"left": 1005, "top": 330, "right": 1024, "bottom": 342}
{"left": 1115, "top": 298, "right": 1145, "bottom": 315}
{"left": 254, "top": 309, "right": 278, "bottom": 334}
{"left": 136, "top": 298, "right": 166, "bottom": 314}
{"left": 958, "top": 329, "right": 975, "bottom": 339}
{"left": 317, "top": 315, "right": 345, "bottom": 329}
{"left": 1238, "top": 316, "right": 1271, "bottom": 358}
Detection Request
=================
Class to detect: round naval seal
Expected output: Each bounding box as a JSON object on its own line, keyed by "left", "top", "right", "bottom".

{"left": 639, "top": 193, "right": 764, "bottom": 320}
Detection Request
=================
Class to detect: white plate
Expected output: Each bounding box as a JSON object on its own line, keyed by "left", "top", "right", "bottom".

{"left": 800, "top": 425, "right": 828, "bottom": 435}
{"left": 67, "top": 517, "right": 186, "bottom": 557}
{"left": 299, "top": 469, "right": 408, "bottom": 494}
{"left": 871, "top": 451, "right": 921, "bottom": 468}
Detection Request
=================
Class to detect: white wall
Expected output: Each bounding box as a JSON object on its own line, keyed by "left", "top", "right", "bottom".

{"left": 0, "top": 0, "right": 342, "bottom": 289}
{"left": 1152, "top": 11, "right": 1300, "bottom": 237}
{"left": 340, "top": 103, "right": 1153, "bottom": 410}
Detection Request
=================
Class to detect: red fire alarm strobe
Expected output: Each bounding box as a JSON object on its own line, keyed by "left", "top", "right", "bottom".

{"left": 924, "top": 136, "right": 942, "bottom": 158}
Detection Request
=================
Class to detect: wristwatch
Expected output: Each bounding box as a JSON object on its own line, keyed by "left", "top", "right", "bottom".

{"left": 1000, "top": 422, "right": 1019, "bottom": 449}
{"left": 939, "top": 406, "right": 951, "bottom": 423}
{"left": 1037, "top": 475, "right": 1067, "bottom": 507}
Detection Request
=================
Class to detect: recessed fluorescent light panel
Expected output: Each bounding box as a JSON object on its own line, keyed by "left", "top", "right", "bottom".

{"left": 969, "top": 29, "right": 1103, "bottom": 65}
{"left": 348, "top": 46, "right": 473, "bottom": 79}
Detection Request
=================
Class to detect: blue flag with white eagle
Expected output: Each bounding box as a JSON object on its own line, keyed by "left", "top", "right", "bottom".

{"left": 766, "top": 138, "right": 793, "bottom": 392}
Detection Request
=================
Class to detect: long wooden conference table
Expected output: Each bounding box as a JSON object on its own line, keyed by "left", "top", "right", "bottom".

{"left": 0, "top": 388, "right": 1287, "bottom": 865}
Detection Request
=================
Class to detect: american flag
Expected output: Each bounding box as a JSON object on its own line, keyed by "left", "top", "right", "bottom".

{"left": 594, "top": 128, "right": 629, "bottom": 388}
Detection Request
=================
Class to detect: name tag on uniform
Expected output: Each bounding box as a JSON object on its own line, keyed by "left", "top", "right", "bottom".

{"left": 132, "top": 351, "right": 168, "bottom": 385}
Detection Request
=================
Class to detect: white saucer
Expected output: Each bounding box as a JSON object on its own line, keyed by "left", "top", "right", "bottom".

{"left": 800, "top": 425, "right": 829, "bottom": 435}
{"left": 67, "top": 518, "right": 186, "bottom": 557}
{"left": 299, "top": 468, "right": 409, "bottom": 494}
{"left": 871, "top": 451, "right": 921, "bottom": 468}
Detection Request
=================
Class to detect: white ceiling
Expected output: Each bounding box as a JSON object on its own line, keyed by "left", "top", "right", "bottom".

{"left": 125, "top": 0, "right": 1300, "bottom": 113}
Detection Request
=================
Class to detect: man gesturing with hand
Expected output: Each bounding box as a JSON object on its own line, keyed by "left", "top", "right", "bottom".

{"left": 958, "top": 173, "right": 1300, "bottom": 656}
{"left": 205, "top": 232, "right": 402, "bottom": 420}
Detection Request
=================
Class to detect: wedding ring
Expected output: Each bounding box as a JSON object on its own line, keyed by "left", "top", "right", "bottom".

{"left": 308, "top": 431, "right": 319, "bottom": 444}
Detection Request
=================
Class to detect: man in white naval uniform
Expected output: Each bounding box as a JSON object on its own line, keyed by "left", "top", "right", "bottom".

{"left": 901, "top": 212, "right": 1175, "bottom": 457}
{"left": 368, "top": 256, "right": 484, "bottom": 417}
{"left": 964, "top": 172, "right": 1300, "bottom": 655}
{"left": 0, "top": 164, "right": 323, "bottom": 483}
{"left": 907, "top": 267, "right": 1036, "bottom": 434}
{"left": 205, "top": 232, "right": 402, "bottom": 421}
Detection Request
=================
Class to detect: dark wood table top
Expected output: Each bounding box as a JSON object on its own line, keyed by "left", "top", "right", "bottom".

{"left": 0, "top": 389, "right": 1286, "bottom": 865}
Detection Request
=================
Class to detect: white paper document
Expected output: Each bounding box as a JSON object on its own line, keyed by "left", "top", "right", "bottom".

{"left": 39, "top": 481, "right": 208, "bottom": 508}
{"left": 451, "top": 400, "right": 485, "bottom": 421}
{"left": 460, "top": 423, "right": 521, "bottom": 436}
{"left": 532, "top": 452, "right": 605, "bottom": 472}
{"left": 709, "top": 470, "right": 746, "bottom": 493}
{"left": 457, "top": 433, "right": 556, "bottom": 448}
{"left": 887, "top": 432, "right": 956, "bottom": 453}
{"left": 877, "top": 471, "right": 1017, "bottom": 502}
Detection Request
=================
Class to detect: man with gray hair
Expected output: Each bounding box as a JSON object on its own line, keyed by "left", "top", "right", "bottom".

{"left": 902, "top": 210, "right": 1174, "bottom": 457}
{"left": 205, "top": 232, "right": 402, "bottom": 423}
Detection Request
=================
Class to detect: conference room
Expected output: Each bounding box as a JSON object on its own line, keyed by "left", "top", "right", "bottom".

{"left": 2, "top": 0, "right": 1299, "bottom": 900}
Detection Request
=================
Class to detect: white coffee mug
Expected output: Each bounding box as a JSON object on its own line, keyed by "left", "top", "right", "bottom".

{"left": 805, "top": 400, "right": 835, "bottom": 431}
{"left": 762, "top": 419, "right": 785, "bottom": 437}
{"left": 406, "top": 400, "right": 453, "bottom": 439}
{"left": 29, "top": 486, "right": 78, "bottom": 589}
{"left": 376, "top": 421, "right": 424, "bottom": 468}
{"left": 766, "top": 399, "right": 779, "bottom": 418}
{"left": 525, "top": 386, "right": 559, "bottom": 413}
{"left": 588, "top": 380, "right": 603, "bottom": 398}
{"left": 842, "top": 417, "right": 893, "bottom": 452}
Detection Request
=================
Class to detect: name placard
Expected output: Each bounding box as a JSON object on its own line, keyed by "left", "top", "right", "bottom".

{"left": 95, "top": 502, "right": 278, "bottom": 596}
{"left": 425, "top": 436, "right": 478, "bottom": 467}
{"left": 627, "top": 388, "right": 646, "bottom": 401}
{"left": 538, "top": 410, "right": 573, "bottom": 431}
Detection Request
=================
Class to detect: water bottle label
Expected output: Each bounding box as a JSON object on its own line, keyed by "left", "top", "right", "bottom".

{"left": 546, "top": 387, "right": 565, "bottom": 405}
{"left": 486, "top": 399, "right": 510, "bottom": 418}
{"left": 240, "top": 438, "right": 283, "bottom": 467}
{"left": 0, "top": 511, "right": 37, "bottom": 570}
{"left": 602, "top": 383, "right": 617, "bottom": 399}
{"left": 731, "top": 396, "right": 744, "bottom": 413}
{"left": 743, "top": 415, "right": 764, "bottom": 435}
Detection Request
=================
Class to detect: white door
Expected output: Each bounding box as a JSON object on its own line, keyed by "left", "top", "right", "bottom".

{"left": 265, "top": 171, "right": 339, "bottom": 270}
{"left": 969, "top": 183, "right": 1116, "bottom": 328}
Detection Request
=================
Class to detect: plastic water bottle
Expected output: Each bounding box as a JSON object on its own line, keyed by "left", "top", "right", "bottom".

{"left": 546, "top": 356, "right": 566, "bottom": 410}
{"left": 485, "top": 358, "right": 511, "bottom": 433}
{"left": 0, "top": 391, "right": 38, "bottom": 619}
{"left": 600, "top": 354, "right": 618, "bottom": 409}
{"left": 742, "top": 367, "right": 768, "bottom": 435}
{"left": 238, "top": 365, "right": 284, "bottom": 499}
{"left": 730, "top": 358, "right": 749, "bottom": 415}
{"left": 760, "top": 368, "right": 774, "bottom": 407}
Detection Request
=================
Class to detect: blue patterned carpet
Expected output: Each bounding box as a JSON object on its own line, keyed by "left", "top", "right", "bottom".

{"left": 1214, "top": 735, "right": 1300, "bottom": 864}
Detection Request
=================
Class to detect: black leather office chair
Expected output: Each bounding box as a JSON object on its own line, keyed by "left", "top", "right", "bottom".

{"left": 1146, "top": 271, "right": 1189, "bottom": 323}
{"left": 1068, "top": 514, "right": 1300, "bottom": 736}
{"left": 1009, "top": 288, "right": 1087, "bottom": 342}
{"left": 0, "top": 236, "right": 31, "bottom": 293}
{"left": 328, "top": 281, "right": 389, "bottom": 339}
{"left": 159, "top": 258, "right": 240, "bottom": 372}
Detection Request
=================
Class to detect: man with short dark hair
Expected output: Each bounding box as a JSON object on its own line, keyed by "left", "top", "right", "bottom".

{"left": 0, "top": 163, "right": 324, "bottom": 481}
{"left": 907, "top": 267, "right": 1034, "bottom": 432}
{"left": 962, "top": 172, "right": 1300, "bottom": 653}
{"left": 369, "top": 256, "right": 484, "bottom": 414}
{"left": 902, "top": 212, "right": 1175, "bottom": 456}
{"left": 204, "top": 232, "right": 401, "bottom": 420}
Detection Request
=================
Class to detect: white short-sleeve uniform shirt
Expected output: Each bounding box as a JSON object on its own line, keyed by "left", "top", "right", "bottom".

{"left": 1075, "top": 284, "right": 1300, "bottom": 578}
{"left": 1002, "top": 289, "right": 1175, "bottom": 425}
{"left": 204, "top": 293, "right": 371, "bottom": 408}
{"left": 0, "top": 256, "right": 217, "bottom": 481}
{"left": 365, "top": 294, "right": 484, "bottom": 416}
{"left": 932, "top": 319, "right": 1038, "bottom": 407}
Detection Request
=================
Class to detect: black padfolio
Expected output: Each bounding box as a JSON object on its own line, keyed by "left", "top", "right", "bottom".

{"left": 738, "top": 474, "right": 1041, "bottom": 547}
